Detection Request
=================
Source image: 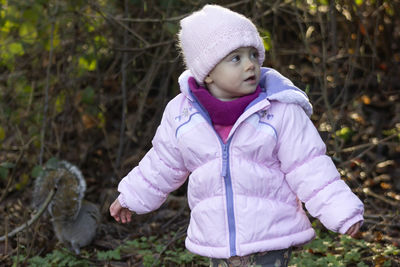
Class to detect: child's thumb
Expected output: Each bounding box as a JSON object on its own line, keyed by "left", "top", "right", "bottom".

{"left": 109, "top": 200, "right": 121, "bottom": 217}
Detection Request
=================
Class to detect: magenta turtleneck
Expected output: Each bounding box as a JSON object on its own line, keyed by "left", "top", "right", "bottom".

{"left": 188, "top": 77, "right": 261, "bottom": 142}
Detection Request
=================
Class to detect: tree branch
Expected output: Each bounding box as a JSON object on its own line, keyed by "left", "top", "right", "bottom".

{"left": 0, "top": 187, "right": 56, "bottom": 242}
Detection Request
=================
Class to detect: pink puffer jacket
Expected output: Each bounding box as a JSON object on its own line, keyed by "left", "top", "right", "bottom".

{"left": 117, "top": 67, "right": 364, "bottom": 258}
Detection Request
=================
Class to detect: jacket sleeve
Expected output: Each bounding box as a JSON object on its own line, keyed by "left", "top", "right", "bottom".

{"left": 276, "top": 103, "right": 364, "bottom": 234}
{"left": 117, "top": 101, "right": 189, "bottom": 214}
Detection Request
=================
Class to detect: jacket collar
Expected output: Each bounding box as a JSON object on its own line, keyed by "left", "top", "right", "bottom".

{"left": 178, "top": 67, "right": 313, "bottom": 117}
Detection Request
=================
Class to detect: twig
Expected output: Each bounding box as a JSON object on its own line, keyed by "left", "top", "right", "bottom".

{"left": 293, "top": 6, "right": 324, "bottom": 91}
{"left": 161, "top": 201, "right": 187, "bottom": 230}
{"left": 0, "top": 175, "right": 13, "bottom": 204}
{"left": 115, "top": 0, "right": 129, "bottom": 170}
{"left": 362, "top": 187, "right": 400, "bottom": 208}
{"left": 317, "top": 7, "right": 342, "bottom": 158}
{"left": 339, "top": 133, "right": 399, "bottom": 166}
{"left": 39, "top": 5, "right": 56, "bottom": 165}
{"left": 110, "top": 0, "right": 250, "bottom": 24}
{"left": 0, "top": 71, "right": 26, "bottom": 82}
{"left": 329, "top": 0, "right": 338, "bottom": 78}
{"left": 0, "top": 187, "right": 56, "bottom": 242}
{"left": 0, "top": 132, "right": 35, "bottom": 203}
{"left": 342, "top": 134, "right": 398, "bottom": 153}
{"left": 16, "top": 234, "right": 20, "bottom": 267}
{"left": 293, "top": 4, "right": 340, "bottom": 156}
{"left": 92, "top": 4, "right": 149, "bottom": 47}
{"left": 364, "top": 214, "right": 399, "bottom": 220}
{"left": 125, "top": 44, "right": 171, "bottom": 143}
{"left": 151, "top": 226, "right": 187, "bottom": 267}
{"left": 329, "top": 0, "right": 349, "bottom": 133}
{"left": 258, "top": 0, "right": 289, "bottom": 18}
{"left": 113, "top": 14, "right": 187, "bottom": 23}
{"left": 4, "top": 215, "right": 8, "bottom": 254}
{"left": 112, "top": 40, "right": 175, "bottom": 52}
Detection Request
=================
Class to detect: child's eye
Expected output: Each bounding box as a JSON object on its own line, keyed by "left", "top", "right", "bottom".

{"left": 231, "top": 55, "right": 240, "bottom": 62}
{"left": 251, "top": 51, "right": 259, "bottom": 59}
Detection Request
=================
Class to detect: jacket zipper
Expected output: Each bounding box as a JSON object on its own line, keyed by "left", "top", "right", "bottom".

{"left": 190, "top": 98, "right": 237, "bottom": 256}
{"left": 221, "top": 139, "right": 237, "bottom": 256}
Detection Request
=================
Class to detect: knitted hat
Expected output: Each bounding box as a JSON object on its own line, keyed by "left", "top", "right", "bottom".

{"left": 178, "top": 4, "right": 265, "bottom": 84}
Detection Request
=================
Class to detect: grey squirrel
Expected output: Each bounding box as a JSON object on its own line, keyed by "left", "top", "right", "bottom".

{"left": 32, "top": 159, "right": 100, "bottom": 254}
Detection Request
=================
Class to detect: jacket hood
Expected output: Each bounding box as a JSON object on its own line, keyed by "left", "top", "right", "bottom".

{"left": 178, "top": 67, "right": 313, "bottom": 117}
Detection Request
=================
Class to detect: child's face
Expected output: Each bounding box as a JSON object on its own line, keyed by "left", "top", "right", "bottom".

{"left": 205, "top": 46, "right": 261, "bottom": 101}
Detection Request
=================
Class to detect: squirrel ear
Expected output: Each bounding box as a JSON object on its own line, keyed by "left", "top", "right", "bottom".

{"left": 204, "top": 76, "right": 213, "bottom": 84}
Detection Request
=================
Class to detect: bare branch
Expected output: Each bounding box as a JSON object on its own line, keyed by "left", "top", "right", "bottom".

{"left": 0, "top": 188, "right": 56, "bottom": 242}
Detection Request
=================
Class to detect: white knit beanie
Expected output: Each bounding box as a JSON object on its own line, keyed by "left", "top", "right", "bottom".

{"left": 178, "top": 4, "right": 265, "bottom": 84}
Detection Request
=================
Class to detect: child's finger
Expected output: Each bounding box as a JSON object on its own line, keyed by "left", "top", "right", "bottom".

{"left": 121, "top": 210, "right": 128, "bottom": 223}
{"left": 120, "top": 214, "right": 125, "bottom": 223}
{"left": 126, "top": 210, "right": 132, "bottom": 223}
{"left": 353, "top": 223, "right": 360, "bottom": 235}
{"left": 112, "top": 210, "right": 121, "bottom": 222}
{"left": 349, "top": 227, "right": 356, "bottom": 236}
{"left": 119, "top": 208, "right": 130, "bottom": 223}
{"left": 346, "top": 226, "right": 354, "bottom": 235}
{"left": 109, "top": 200, "right": 122, "bottom": 222}
{"left": 347, "top": 222, "right": 360, "bottom": 237}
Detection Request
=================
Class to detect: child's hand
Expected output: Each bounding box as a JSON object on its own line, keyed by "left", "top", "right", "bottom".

{"left": 345, "top": 221, "right": 361, "bottom": 237}
{"left": 109, "top": 199, "right": 132, "bottom": 223}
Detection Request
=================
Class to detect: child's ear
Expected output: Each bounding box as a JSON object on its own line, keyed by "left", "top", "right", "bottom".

{"left": 204, "top": 76, "right": 213, "bottom": 84}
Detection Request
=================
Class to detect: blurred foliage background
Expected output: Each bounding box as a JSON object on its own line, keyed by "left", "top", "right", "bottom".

{"left": 0, "top": 0, "right": 399, "bottom": 266}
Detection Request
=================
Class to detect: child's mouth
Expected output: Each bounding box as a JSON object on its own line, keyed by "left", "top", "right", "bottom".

{"left": 245, "top": 75, "right": 256, "bottom": 82}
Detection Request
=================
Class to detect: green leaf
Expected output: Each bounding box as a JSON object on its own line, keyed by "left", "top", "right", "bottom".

{"left": 31, "top": 165, "right": 44, "bottom": 178}
{"left": 354, "top": 0, "right": 363, "bottom": 6}
{"left": 344, "top": 248, "right": 361, "bottom": 262}
{"left": 259, "top": 29, "right": 272, "bottom": 52}
{"left": 45, "top": 157, "right": 60, "bottom": 169}
{"left": 164, "top": 22, "right": 178, "bottom": 35}
{"left": 28, "top": 249, "right": 90, "bottom": 267}
{"left": 82, "top": 86, "right": 95, "bottom": 105}
{"left": 22, "top": 8, "right": 40, "bottom": 24}
{"left": 1, "top": 162, "right": 15, "bottom": 169}
{"left": 55, "top": 92, "right": 66, "bottom": 113}
{"left": 8, "top": 42, "right": 24, "bottom": 55}
{"left": 382, "top": 0, "right": 394, "bottom": 16}
{"left": 15, "top": 173, "right": 29, "bottom": 190}
{"left": 43, "top": 25, "right": 60, "bottom": 51}
{"left": 0, "top": 166, "right": 9, "bottom": 180}
{"left": 97, "top": 111, "right": 106, "bottom": 128}
{"left": 19, "top": 23, "right": 37, "bottom": 44}
{"left": 94, "top": 35, "right": 106, "bottom": 46}
{"left": 2, "top": 20, "right": 13, "bottom": 34}
{"left": 335, "top": 126, "right": 353, "bottom": 141}
{"left": 87, "top": 25, "right": 95, "bottom": 32}
{"left": 0, "top": 9, "right": 5, "bottom": 21}
{"left": 383, "top": 244, "right": 400, "bottom": 256}
{"left": 97, "top": 248, "right": 121, "bottom": 260}
{"left": 78, "top": 57, "right": 97, "bottom": 71}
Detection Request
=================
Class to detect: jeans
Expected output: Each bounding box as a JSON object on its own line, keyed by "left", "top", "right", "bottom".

{"left": 209, "top": 248, "right": 292, "bottom": 267}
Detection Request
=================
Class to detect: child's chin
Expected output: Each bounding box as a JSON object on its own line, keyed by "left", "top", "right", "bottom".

{"left": 244, "top": 86, "right": 257, "bottom": 95}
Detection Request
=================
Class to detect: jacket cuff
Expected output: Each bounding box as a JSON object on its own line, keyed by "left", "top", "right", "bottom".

{"left": 118, "top": 194, "right": 127, "bottom": 208}
{"left": 338, "top": 214, "right": 364, "bottom": 234}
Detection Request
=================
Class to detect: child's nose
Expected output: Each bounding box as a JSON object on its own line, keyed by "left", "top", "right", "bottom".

{"left": 244, "top": 58, "right": 255, "bottom": 70}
